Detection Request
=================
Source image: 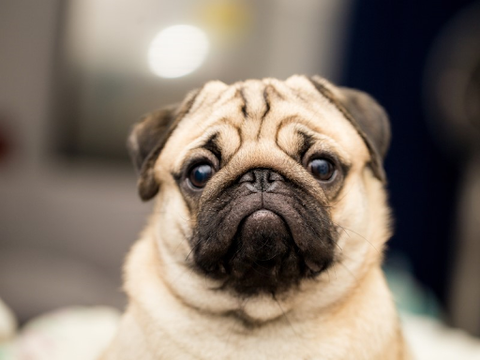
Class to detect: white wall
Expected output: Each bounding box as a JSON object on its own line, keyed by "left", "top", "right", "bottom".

{"left": 0, "top": 0, "right": 152, "bottom": 320}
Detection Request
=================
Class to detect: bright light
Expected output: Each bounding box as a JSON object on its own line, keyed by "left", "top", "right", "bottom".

{"left": 148, "top": 25, "right": 210, "bottom": 78}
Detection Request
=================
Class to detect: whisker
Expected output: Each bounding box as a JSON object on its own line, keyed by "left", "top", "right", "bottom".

{"left": 333, "top": 222, "right": 380, "bottom": 254}
{"left": 337, "top": 260, "right": 359, "bottom": 284}
{"left": 272, "top": 295, "right": 301, "bottom": 339}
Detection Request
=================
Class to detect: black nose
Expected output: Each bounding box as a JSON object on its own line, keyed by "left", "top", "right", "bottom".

{"left": 239, "top": 168, "right": 284, "bottom": 192}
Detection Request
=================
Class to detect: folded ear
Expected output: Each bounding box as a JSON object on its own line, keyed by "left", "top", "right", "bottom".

{"left": 309, "top": 76, "right": 391, "bottom": 182}
{"left": 127, "top": 89, "right": 200, "bottom": 201}
{"left": 337, "top": 87, "right": 391, "bottom": 161}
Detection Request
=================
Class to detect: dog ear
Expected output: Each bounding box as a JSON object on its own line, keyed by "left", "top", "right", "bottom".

{"left": 309, "top": 76, "right": 391, "bottom": 182}
{"left": 336, "top": 87, "right": 391, "bottom": 161}
{"left": 127, "top": 89, "right": 200, "bottom": 201}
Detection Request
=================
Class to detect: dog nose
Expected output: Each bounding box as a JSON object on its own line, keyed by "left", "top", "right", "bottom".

{"left": 239, "top": 168, "right": 284, "bottom": 192}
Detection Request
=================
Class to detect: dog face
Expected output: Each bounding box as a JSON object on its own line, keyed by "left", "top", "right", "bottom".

{"left": 128, "top": 75, "right": 390, "bottom": 307}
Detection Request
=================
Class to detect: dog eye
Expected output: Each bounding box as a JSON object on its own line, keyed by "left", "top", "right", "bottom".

{"left": 188, "top": 164, "right": 214, "bottom": 188}
{"left": 308, "top": 158, "right": 336, "bottom": 181}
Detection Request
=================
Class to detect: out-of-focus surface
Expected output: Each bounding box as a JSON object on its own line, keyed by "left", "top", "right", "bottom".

{"left": 423, "top": 1, "right": 480, "bottom": 333}
{"left": 0, "top": 304, "right": 121, "bottom": 360}
{"left": 0, "top": 298, "right": 16, "bottom": 344}
{"left": 342, "top": 0, "right": 480, "bottom": 335}
{"left": 0, "top": 0, "right": 479, "bottom": 344}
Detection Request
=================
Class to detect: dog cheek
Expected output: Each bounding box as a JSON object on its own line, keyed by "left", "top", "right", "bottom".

{"left": 155, "top": 192, "right": 196, "bottom": 261}
{"left": 332, "top": 181, "right": 370, "bottom": 247}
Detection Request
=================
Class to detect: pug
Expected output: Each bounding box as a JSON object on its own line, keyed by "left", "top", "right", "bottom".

{"left": 101, "top": 75, "right": 409, "bottom": 360}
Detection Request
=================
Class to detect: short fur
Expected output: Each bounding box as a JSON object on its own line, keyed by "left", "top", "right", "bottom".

{"left": 101, "top": 76, "right": 410, "bottom": 360}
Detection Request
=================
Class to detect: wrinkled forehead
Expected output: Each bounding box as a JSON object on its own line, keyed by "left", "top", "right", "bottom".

{"left": 160, "top": 76, "right": 368, "bottom": 169}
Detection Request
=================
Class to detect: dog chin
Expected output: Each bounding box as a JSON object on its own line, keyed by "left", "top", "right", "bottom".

{"left": 227, "top": 295, "right": 298, "bottom": 324}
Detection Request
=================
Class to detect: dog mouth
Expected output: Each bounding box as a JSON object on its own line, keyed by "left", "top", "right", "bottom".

{"left": 190, "top": 169, "right": 337, "bottom": 296}
{"left": 224, "top": 209, "right": 295, "bottom": 294}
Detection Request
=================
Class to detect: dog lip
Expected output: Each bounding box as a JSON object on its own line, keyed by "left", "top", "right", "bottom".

{"left": 235, "top": 198, "right": 297, "bottom": 246}
{"left": 238, "top": 208, "right": 291, "bottom": 241}
{"left": 241, "top": 209, "right": 288, "bottom": 236}
{"left": 245, "top": 209, "right": 282, "bottom": 221}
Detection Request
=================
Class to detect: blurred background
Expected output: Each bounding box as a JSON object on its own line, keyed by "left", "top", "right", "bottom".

{"left": 0, "top": 0, "right": 479, "bottom": 337}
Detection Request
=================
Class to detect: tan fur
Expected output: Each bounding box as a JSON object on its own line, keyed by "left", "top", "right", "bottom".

{"left": 101, "top": 76, "right": 410, "bottom": 360}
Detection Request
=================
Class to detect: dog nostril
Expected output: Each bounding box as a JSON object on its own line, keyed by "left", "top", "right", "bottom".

{"left": 239, "top": 168, "right": 283, "bottom": 192}
{"left": 268, "top": 171, "right": 284, "bottom": 182}
{"left": 239, "top": 172, "right": 255, "bottom": 183}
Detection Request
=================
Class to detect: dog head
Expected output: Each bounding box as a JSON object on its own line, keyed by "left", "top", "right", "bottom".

{"left": 127, "top": 75, "right": 391, "bottom": 309}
